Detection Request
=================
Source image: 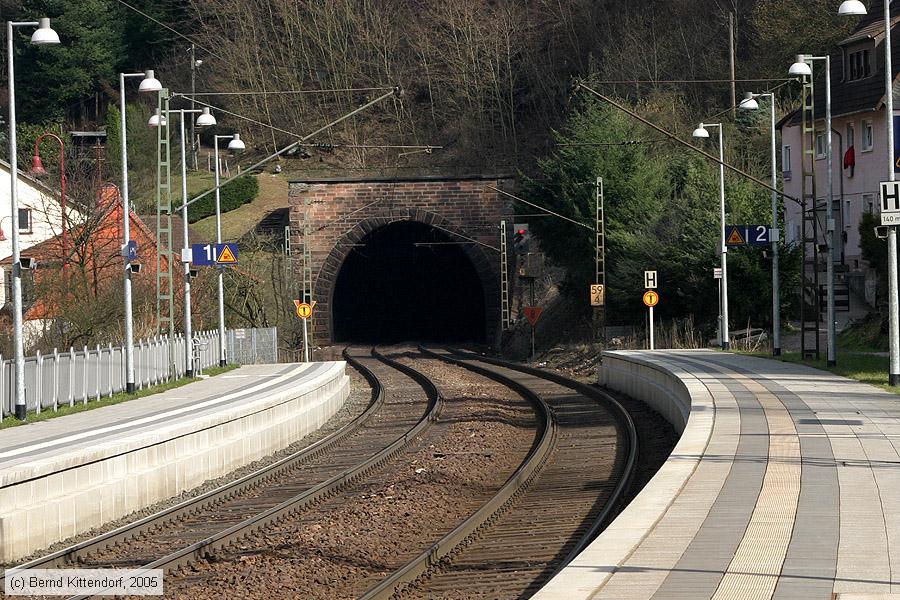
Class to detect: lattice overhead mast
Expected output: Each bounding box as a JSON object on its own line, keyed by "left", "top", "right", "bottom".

{"left": 500, "top": 220, "right": 510, "bottom": 330}
{"left": 156, "top": 89, "right": 176, "bottom": 355}
{"left": 800, "top": 73, "right": 821, "bottom": 360}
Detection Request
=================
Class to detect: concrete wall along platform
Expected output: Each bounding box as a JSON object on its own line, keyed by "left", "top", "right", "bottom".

{"left": 0, "top": 362, "right": 350, "bottom": 562}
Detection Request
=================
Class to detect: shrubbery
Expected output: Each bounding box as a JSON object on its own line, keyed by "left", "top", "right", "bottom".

{"left": 187, "top": 175, "right": 259, "bottom": 222}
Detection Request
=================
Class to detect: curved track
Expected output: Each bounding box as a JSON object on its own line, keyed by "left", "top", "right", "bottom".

{"left": 363, "top": 347, "right": 639, "bottom": 599}
{"left": 8, "top": 347, "right": 639, "bottom": 600}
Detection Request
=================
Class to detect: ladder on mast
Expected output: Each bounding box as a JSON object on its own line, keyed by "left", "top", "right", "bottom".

{"left": 500, "top": 220, "right": 510, "bottom": 330}
{"left": 800, "top": 70, "right": 821, "bottom": 360}
{"left": 156, "top": 90, "right": 176, "bottom": 375}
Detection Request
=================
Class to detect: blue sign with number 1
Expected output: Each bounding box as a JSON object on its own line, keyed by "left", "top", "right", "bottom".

{"left": 191, "top": 243, "right": 238, "bottom": 266}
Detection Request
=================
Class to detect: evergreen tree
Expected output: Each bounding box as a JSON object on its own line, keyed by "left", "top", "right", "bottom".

{"left": 524, "top": 93, "right": 800, "bottom": 334}
{"left": 13, "top": 0, "right": 127, "bottom": 122}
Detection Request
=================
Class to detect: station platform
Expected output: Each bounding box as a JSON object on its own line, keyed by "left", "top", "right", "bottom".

{"left": 535, "top": 350, "right": 900, "bottom": 600}
{"left": 0, "top": 361, "right": 349, "bottom": 562}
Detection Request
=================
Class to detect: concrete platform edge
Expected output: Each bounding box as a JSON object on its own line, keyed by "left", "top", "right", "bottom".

{"left": 0, "top": 361, "right": 350, "bottom": 562}
{"left": 533, "top": 350, "right": 716, "bottom": 599}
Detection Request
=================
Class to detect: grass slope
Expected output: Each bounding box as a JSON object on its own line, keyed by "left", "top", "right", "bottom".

{"left": 191, "top": 173, "right": 288, "bottom": 242}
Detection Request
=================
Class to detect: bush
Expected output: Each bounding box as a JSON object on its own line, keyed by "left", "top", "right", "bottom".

{"left": 187, "top": 175, "right": 259, "bottom": 222}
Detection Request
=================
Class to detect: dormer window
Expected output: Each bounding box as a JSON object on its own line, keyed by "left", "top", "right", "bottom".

{"left": 844, "top": 43, "right": 873, "bottom": 81}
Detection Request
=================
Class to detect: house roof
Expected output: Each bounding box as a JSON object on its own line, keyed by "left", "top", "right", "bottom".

{"left": 138, "top": 214, "right": 200, "bottom": 254}
{"left": 0, "top": 186, "right": 157, "bottom": 266}
{"left": 840, "top": 13, "right": 900, "bottom": 44}
{"left": 0, "top": 158, "right": 63, "bottom": 200}
{"left": 782, "top": 0, "right": 900, "bottom": 128}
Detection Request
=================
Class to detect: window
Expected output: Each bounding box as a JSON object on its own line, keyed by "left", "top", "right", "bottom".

{"left": 782, "top": 145, "right": 792, "bottom": 179}
{"left": 17, "top": 208, "right": 31, "bottom": 233}
{"left": 816, "top": 132, "right": 827, "bottom": 159}
{"left": 862, "top": 120, "right": 874, "bottom": 151}
{"left": 864, "top": 193, "right": 875, "bottom": 213}
{"left": 846, "top": 47, "right": 873, "bottom": 81}
{"left": 847, "top": 122, "right": 855, "bottom": 149}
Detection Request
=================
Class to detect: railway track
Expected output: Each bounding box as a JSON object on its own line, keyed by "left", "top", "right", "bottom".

{"left": 362, "top": 347, "right": 639, "bottom": 599}
{"left": 8, "top": 346, "right": 639, "bottom": 600}
{"left": 5, "top": 347, "right": 442, "bottom": 599}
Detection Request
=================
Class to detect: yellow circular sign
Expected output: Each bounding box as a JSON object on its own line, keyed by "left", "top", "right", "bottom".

{"left": 643, "top": 290, "right": 659, "bottom": 307}
{"left": 296, "top": 302, "right": 313, "bottom": 319}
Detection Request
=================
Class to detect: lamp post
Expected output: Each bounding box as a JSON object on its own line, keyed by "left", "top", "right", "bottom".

{"left": 839, "top": 1, "right": 900, "bottom": 383}
{"left": 693, "top": 122, "right": 730, "bottom": 349}
{"left": 150, "top": 106, "right": 216, "bottom": 377}
{"left": 29, "top": 132, "right": 68, "bottom": 269}
{"left": 212, "top": 133, "right": 245, "bottom": 367}
{"left": 739, "top": 91, "right": 782, "bottom": 356}
{"left": 7, "top": 17, "right": 60, "bottom": 419}
{"left": 790, "top": 53, "right": 836, "bottom": 366}
{"left": 119, "top": 69, "right": 161, "bottom": 393}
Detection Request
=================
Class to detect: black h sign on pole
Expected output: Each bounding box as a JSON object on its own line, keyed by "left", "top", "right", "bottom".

{"left": 882, "top": 182, "right": 900, "bottom": 212}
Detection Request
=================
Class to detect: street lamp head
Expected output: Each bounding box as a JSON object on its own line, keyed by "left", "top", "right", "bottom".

{"left": 838, "top": 0, "right": 867, "bottom": 16}
{"left": 195, "top": 107, "right": 216, "bottom": 127}
{"left": 30, "top": 18, "right": 60, "bottom": 45}
{"left": 29, "top": 155, "right": 47, "bottom": 177}
{"left": 789, "top": 55, "right": 813, "bottom": 76}
{"left": 692, "top": 124, "right": 710, "bottom": 139}
{"left": 138, "top": 69, "right": 162, "bottom": 93}
{"left": 739, "top": 92, "right": 759, "bottom": 110}
{"left": 148, "top": 108, "right": 167, "bottom": 128}
{"left": 227, "top": 133, "right": 246, "bottom": 153}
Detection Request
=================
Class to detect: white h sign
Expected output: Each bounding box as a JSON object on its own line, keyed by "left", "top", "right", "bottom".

{"left": 881, "top": 181, "right": 900, "bottom": 225}
{"left": 644, "top": 270, "right": 658, "bottom": 289}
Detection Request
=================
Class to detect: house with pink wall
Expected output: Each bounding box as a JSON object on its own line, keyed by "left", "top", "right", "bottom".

{"left": 779, "top": 0, "right": 900, "bottom": 308}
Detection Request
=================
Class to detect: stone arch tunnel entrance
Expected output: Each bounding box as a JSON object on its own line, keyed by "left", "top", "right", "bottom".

{"left": 289, "top": 175, "right": 514, "bottom": 345}
{"left": 332, "top": 221, "right": 486, "bottom": 343}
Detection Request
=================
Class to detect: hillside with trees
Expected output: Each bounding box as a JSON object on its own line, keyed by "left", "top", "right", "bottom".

{"left": 0, "top": 0, "right": 864, "bottom": 349}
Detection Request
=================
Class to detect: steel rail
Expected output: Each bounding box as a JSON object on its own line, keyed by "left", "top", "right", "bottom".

{"left": 451, "top": 349, "right": 640, "bottom": 572}
{"left": 360, "top": 346, "right": 557, "bottom": 600}
{"left": 63, "top": 347, "right": 442, "bottom": 599}
{"left": 5, "top": 349, "right": 380, "bottom": 582}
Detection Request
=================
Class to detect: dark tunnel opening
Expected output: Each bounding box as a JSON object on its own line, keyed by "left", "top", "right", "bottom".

{"left": 332, "top": 221, "right": 487, "bottom": 343}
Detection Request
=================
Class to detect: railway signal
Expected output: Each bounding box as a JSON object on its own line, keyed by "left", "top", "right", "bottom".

{"left": 513, "top": 223, "right": 531, "bottom": 254}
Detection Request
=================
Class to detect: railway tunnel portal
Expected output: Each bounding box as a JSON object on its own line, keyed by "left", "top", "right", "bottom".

{"left": 288, "top": 175, "right": 515, "bottom": 346}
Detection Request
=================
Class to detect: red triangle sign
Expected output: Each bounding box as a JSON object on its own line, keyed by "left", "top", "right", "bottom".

{"left": 523, "top": 306, "right": 542, "bottom": 326}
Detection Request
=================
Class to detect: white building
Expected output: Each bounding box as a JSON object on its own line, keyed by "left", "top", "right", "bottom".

{"left": 778, "top": 2, "right": 900, "bottom": 308}
{"left": 0, "top": 159, "right": 83, "bottom": 305}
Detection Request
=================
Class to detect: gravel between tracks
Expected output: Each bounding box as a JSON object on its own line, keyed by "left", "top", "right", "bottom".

{"left": 157, "top": 351, "right": 539, "bottom": 600}
{"left": 7, "top": 366, "right": 371, "bottom": 568}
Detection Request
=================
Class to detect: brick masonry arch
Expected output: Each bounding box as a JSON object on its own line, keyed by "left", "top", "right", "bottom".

{"left": 289, "top": 176, "right": 515, "bottom": 345}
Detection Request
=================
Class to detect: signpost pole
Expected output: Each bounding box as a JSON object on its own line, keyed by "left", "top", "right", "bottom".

{"left": 531, "top": 279, "right": 536, "bottom": 361}
{"left": 302, "top": 318, "right": 309, "bottom": 363}
{"left": 883, "top": 0, "right": 900, "bottom": 385}
{"left": 531, "top": 324, "right": 536, "bottom": 362}
{"left": 649, "top": 305, "right": 655, "bottom": 350}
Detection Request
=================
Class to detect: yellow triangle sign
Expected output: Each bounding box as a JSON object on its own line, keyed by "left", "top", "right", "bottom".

{"left": 727, "top": 228, "right": 745, "bottom": 245}
{"left": 217, "top": 244, "right": 237, "bottom": 264}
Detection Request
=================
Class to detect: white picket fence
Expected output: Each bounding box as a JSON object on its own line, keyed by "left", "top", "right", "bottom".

{"left": 1, "top": 330, "right": 223, "bottom": 417}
